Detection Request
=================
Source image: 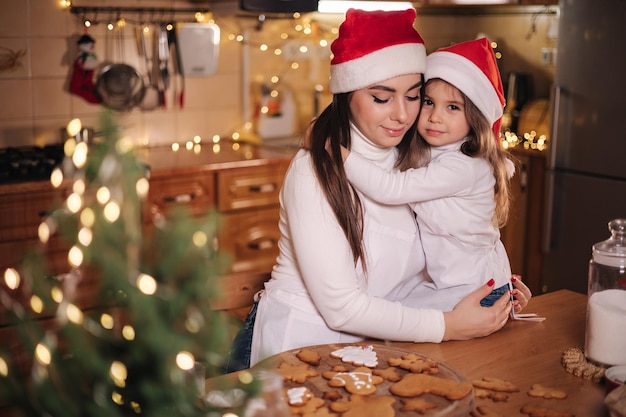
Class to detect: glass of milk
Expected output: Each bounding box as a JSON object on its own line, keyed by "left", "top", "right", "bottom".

{"left": 585, "top": 219, "right": 626, "bottom": 367}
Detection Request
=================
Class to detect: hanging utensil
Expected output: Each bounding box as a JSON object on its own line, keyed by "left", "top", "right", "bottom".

{"left": 168, "top": 25, "right": 185, "bottom": 109}
{"left": 137, "top": 25, "right": 160, "bottom": 111}
{"left": 157, "top": 25, "right": 170, "bottom": 108}
{"left": 96, "top": 26, "right": 144, "bottom": 111}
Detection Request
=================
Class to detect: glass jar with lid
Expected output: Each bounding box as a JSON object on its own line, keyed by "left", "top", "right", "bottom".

{"left": 585, "top": 219, "right": 626, "bottom": 367}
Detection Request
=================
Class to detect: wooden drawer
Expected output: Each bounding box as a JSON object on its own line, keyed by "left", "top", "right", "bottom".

{"left": 144, "top": 173, "right": 215, "bottom": 223}
{"left": 216, "top": 165, "right": 286, "bottom": 212}
{"left": 218, "top": 207, "right": 281, "bottom": 274}
{"left": 0, "top": 187, "right": 66, "bottom": 243}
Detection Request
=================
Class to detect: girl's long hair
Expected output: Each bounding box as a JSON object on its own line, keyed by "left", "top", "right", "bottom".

{"left": 398, "top": 79, "right": 512, "bottom": 227}
{"left": 309, "top": 93, "right": 419, "bottom": 269}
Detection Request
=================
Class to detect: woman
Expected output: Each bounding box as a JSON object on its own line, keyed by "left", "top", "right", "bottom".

{"left": 226, "top": 8, "right": 530, "bottom": 372}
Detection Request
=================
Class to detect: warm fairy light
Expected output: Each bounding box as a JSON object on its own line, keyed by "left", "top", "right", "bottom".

{"left": 320, "top": 39, "right": 328, "bottom": 47}
{"left": 176, "top": 351, "right": 195, "bottom": 371}
{"left": 192, "top": 231, "right": 208, "bottom": 247}
{"left": 172, "top": 143, "right": 180, "bottom": 152}
{"left": 194, "top": 144, "right": 201, "bottom": 154}
{"left": 80, "top": 207, "right": 95, "bottom": 227}
{"left": 130, "top": 402, "right": 141, "bottom": 413}
{"left": 238, "top": 370, "right": 254, "bottom": 384}
{"left": 50, "top": 167, "right": 64, "bottom": 188}
{"left": 103, "top": 201, "right": 121, "bottom": 222}
{"left": 274, "top": 49, "right": 282, "bottom": 56}
{"left": 0, "top": 357, "right": 8, "bottom": 377}
{"left": 51, "top": 287, "right": 63, "bottom": 303}
{"left": 232, "top": 132, "right": 240, "bottom": 140}
{"left": 68, "top": 245, "right": 84, "bottom": 268}
{"left": 186, "top": 141, "right": 193, "bottom": 150}
{"left": 281, "top": 33, "right": 288, "bottom": 40}
{"left": 35, "top": 343, "right": 51, "bottom": 366}
{"left": 64, "top": 138, "right": 76, "bottom": 157}
{"left": 96, "top": 186, "right": 111, "bottom": 204}
{"left": 137, "top": 274, "right": 157, "bottom": 295}
{"left": 73, "top": 178, "right": 86, "bottom": 195}
{"left": 270, "top": 75, "right": 279, "bottom": 84}
{"left": 213, "top": 144, "right": 221, "bottom": 154}
{"left": 122, "top": 325, "right": 135, "bottom": 340}
{"left": 259, "top": 43, "right": 268, "bottom": 51}
{"left": 236, "top": 34, "right": 244, "bottom": 42}
{"left": 261, "top": 105, "right": 269, "bottom": 114}
{"left": 291, "top": 62, "right": 300, "bottom": 70}
{"left": 270, "top": 90, "right": 279, "bottom": 98}
{"left": 110, "top": 361, "right": 127, "bottom": 387}
{"left": 112, "top": 392, "right": 123, "bottom": 405}
{"left": 78, "top": 227, "right": 93, "bottom": 247}
{"left": 299, "top": 45, "right": 309, "bottom": 53}
{"left": 4, "top": 268, "right": 20, "bottom": 290}
{"left": 67, "top": 118, "right": 82, "bottom": 137}
{"left": 107, "top": 23, "right": 114, "bottom": 31}
{"left": 38, "top": 221, "right": 50, "bottom": 243}
{"left": 135, "top": 177, "right": 149, "bottom": 199}
{"left": 100, "top": 313, "right": 114, "bottom": 330}
{"left": 66, "top": 192, "right": 83, "bottom": 213}
{"left": 30, "top": 295, "right": 44, "bottom": 313}
{"left": 72, "top": 142, "right": 88, "bottom": 168}
{"left": 65, "top": 303, "right": 84, "bottom": 325}
{"left": 116, "top": 136, "right": 133, "bottom": 154}
{"left": 193, "top": 135, "right": 202, "bottom": 144}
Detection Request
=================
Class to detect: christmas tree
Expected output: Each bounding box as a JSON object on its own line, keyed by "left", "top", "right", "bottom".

{"left": 0, "top": 110, "right": 258, "bottom": 416}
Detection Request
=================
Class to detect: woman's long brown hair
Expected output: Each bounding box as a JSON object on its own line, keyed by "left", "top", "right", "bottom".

{"left": 309, "top": 92, "right": 420, "bottom": 270}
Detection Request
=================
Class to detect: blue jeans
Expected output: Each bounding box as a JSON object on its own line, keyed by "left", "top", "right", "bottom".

{"left": 480, "top": 283, "right": 509, "bottom": 307}
{"left": 223, "top": 301, "right": 258, "bottom": 374}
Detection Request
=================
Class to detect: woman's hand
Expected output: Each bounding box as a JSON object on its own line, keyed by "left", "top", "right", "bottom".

{"left": 442, "top": 279, "right": 512, "bottom": 341}
{"left": 510, "top": 275, "right": 532, "bottom": 314}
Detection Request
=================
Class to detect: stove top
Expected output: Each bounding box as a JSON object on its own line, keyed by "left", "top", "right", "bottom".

{"left": 0, "top": 144, "right": 65, "bottom": 184}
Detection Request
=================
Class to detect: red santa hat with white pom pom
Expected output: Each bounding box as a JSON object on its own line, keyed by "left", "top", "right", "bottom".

{"left": 329, "top": 8, "right": 427, "bottom": 94}
{"left": 425, "top": 37, "right": 506, "bottom": 140}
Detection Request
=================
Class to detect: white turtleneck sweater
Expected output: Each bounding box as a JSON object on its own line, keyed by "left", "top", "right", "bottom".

{"left": 344, "top": 139, "right": 513, "bottom": 312}
{"left": 250, "top": 125, "right": 445, "bottom": 366}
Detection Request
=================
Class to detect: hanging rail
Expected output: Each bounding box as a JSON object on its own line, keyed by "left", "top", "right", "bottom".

{"left": 70, "top": 6, "right": 211, "bottom": 24}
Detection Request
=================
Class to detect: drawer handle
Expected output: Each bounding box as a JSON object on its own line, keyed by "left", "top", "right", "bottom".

{"left": 163, "top": 193, "right": 196, "bottom": 203}
{"left": 248, "top": 239, "right": 276, "bottom": 251}
{"left": 249, "top": 183, "right": 276, "bottom": 193}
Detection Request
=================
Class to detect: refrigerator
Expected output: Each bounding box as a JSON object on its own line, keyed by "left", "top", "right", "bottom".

{"left": 541, "top": 0, "right": 626, "bottom": 294}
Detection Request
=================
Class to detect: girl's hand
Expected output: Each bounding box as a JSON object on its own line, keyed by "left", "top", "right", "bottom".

{"left": 442, "top": 279, "right": 511, "bottom": 341}
{"left": 510, "top": 274, "right": 532, "bottom": 313}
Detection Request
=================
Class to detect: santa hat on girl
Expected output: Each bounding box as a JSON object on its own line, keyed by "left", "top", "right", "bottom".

{"left": 330, "top": 8, "right": 426, "bottom": 94}
{"left": 425, "top": 37, "right": 506, "bottom": 140}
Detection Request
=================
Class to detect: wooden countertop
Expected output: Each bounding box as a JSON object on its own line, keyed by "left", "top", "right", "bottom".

{"left": 0, "top": 140, "right": 296, "bottom": 194}
{"left": 136, "top": 140, "right": 296, "bottom": 179}
{"left": 214, "top": 290, "right": 608, "bottom": 416}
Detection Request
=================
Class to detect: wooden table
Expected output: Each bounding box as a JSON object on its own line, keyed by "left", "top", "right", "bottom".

{"left": 388, "top": 289, "right": 605, "bottom": 416}
{"left": 210, "top": 290, "right": 608, "bottom": 416}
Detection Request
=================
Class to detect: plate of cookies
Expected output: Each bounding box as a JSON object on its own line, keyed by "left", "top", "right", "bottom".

{"left": 254, "top": 342, "right": 474, "bottom": 417}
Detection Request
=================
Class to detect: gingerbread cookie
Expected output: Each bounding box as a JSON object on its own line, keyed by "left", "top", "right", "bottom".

{"left": 287, "top": 386, "right": 313, "bottom": 406}
{"left": 290, "top": 397, "right": 325, "bottom": 415}
{"left": 278, "top": 362, "right": 319, "bottom": 384}
{"left": 372, "top": 366, "right": 403, "bottom": 382}
{"left": 527, "top": 384, "right": 568, "bottom": 399}
{"left": 330, "top": 394, "right": 396, "bottom": 417}
{"left": 388, "top": 353, "right": 439, "bottom": 374}
{"left": 399, "top": 397, "right": 438, "bottom": 413}
{"left": 330, "top": 345, "right": 378, "bottom": 367}
{"left": 471, "top": 376, "right": 519, "bottom": 393}
{"left": 323, "top": 366, "right": 384, "bottom": 395}
{"left": 474, "top": 388, "right": 509, "bottom": 402}
{"left": 390, "top": 373, "right": 473, "bottom": 400}
{"left": 520, "top": 403, "right": 574, "bottom": 417}
{"left": 297, "top": 348, "right": 322, "bottom": 366}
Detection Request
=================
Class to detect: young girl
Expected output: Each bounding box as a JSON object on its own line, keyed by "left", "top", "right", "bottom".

{"left": 341, "top": 38, "right": 516, "bottom": 311}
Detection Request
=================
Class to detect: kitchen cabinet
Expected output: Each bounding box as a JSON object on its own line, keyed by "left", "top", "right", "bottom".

{"left": 140, "top": 141, "right": 293, "bottom": 310}
{"left": 0, "top": 141, "right": 294, "bottom": 320}
{"left": 500, "top": 147, "right": 547, "bottom": 296}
